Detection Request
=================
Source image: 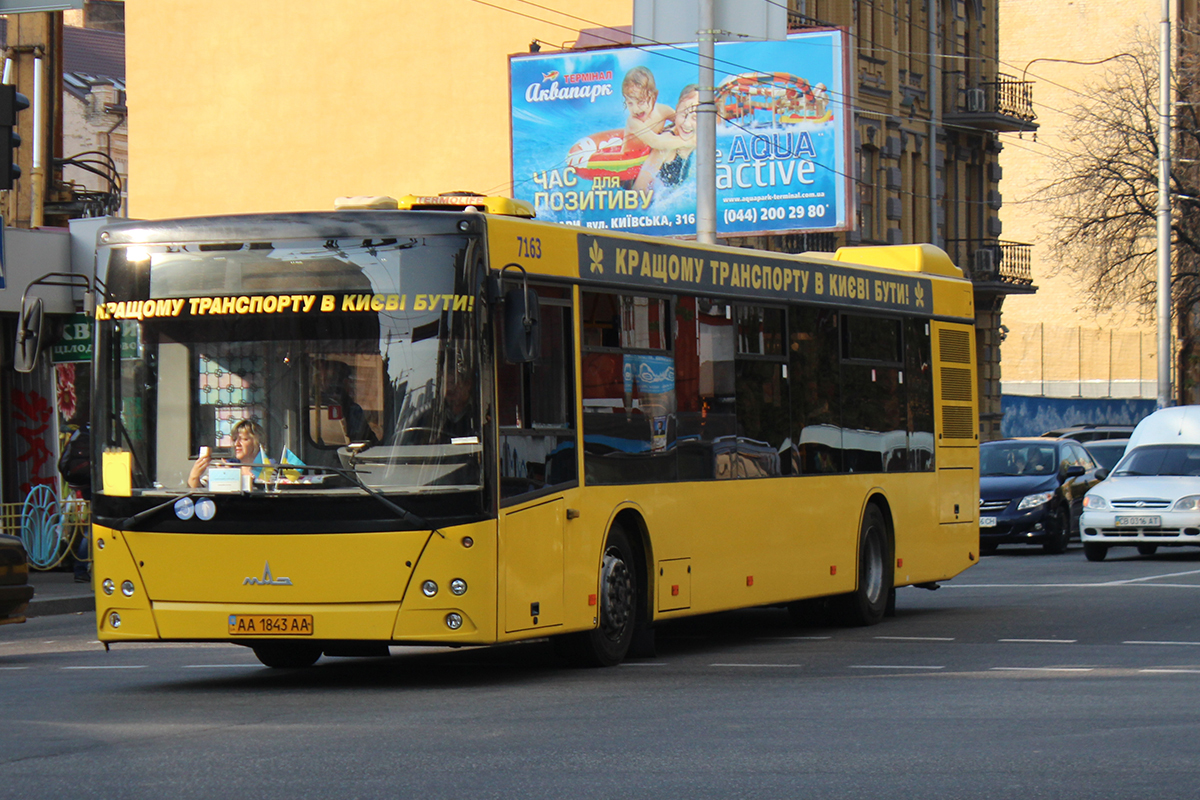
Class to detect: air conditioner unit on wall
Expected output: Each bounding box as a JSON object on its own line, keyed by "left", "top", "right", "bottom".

{"left": 973, "top": 248, "right": 996, "bottom": 278}
{"left": 966, "top": 88, "right": 986, "bottom": 113}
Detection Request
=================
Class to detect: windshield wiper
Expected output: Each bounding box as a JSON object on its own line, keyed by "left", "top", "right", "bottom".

{"left": 285, "top": 465, "right": 430, "bottom": 529}
{"left": 119, "top": 492, "right": 201, "bottom": 531}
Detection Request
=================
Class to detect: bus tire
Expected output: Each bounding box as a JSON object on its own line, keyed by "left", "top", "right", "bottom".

{"left": 553, "top": 523, "right": 638, "bottom": 667}
{"left": 832, "top": 504, "right": 892, "bottom": 627}
{"left": 252, "top": 642, "right": 322, "bottom": 669}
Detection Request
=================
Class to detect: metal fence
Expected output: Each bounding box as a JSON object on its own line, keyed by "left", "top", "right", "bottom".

{"left": 2, "top": 497, "right": 90, "bottom": 569}
{"left": 1000, "top": 322, "right": 1158, "bottom": 399}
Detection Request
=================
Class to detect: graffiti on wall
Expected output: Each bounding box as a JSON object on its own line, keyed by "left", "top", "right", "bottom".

{"left": 12, "top": 387, "right": 57, "bottom": 496}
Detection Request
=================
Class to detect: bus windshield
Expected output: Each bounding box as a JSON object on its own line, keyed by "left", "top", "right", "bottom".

{"left": 95, "top": 234, "right": 483, "bottom": 499}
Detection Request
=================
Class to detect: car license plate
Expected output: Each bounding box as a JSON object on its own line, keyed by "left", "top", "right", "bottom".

{"left": 1115, "top": 516, "right": 1161, "bottom": 527}
{"left": 980, "top": 516, "right": 997, "bottom": 528}
{"left": 228, "top": 614, "right": 313, "bottom": 635}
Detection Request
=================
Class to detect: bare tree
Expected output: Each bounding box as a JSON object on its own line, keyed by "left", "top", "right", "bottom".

{"left": 1039, "top": 28, "right": 1200, "bottom": 400}
{"left": 1041, "top": 30, "right": 1200, "bottom": 309}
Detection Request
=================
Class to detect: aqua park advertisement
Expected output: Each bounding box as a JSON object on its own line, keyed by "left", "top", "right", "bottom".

{"left": 509, "top": 30, "right": 849, "bottom": 238}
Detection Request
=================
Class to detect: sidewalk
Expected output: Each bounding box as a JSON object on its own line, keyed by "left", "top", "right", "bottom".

{"left": 25, "top": 570, "right": 96, "bottom": 618}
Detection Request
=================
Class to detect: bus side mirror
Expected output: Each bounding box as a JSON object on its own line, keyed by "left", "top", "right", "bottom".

{"left": 503, "top": 287, "right": 540, "bottom": 363}
{"left": 14, "top": 296, "right": 44, "bottom": 373}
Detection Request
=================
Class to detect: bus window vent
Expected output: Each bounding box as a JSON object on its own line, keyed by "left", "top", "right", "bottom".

{"left": 941, "top": 406, "right": 974, "bottom": 439}
{"left": 938, "top": 328, "right": 971, "bottom": 364}
{"left": 940, "top": 367, "right": 973, "bottom": 402}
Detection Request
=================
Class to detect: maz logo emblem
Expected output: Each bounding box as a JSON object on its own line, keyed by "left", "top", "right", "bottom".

{"left": 243, "top": 562, "right": 293, "bottom": 586}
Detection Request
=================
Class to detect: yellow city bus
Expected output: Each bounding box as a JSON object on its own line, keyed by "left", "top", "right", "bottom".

{"left": 88, "top": 195, "right": 979, "bottom": 668}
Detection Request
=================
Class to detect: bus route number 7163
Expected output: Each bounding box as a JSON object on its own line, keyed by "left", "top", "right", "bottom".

{"left": 516, "top": 236, "right": 542, "bottom": 259}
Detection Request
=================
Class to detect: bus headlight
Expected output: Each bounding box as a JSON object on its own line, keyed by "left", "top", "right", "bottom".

{"left": 121, "top": 580, "right": 135, "bottom": 597}
{"left": 108, "top": 612, "right": 121, "bottom": 629}
{"left": 422, "top": 580, "right": 438, "bottom": 597}
{"left": 449, "top": 578, "right": 467, "bottom": 596}
{"left": 102, "top": 578, "right": 115, "bottom": 596}
{"left": 445, "top": 613, "right": 463, "bottom": 630}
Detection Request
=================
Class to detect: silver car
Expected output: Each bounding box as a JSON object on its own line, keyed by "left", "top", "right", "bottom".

{"left": 1080, "top": 442, "right": 1200, "bottom": 561}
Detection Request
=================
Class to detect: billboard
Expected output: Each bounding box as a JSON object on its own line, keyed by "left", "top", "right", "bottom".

{"left": 509, "top": 30, "right": 849, "bottom": 238}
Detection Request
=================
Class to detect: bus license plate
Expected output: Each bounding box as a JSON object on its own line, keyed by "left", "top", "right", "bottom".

{"left": 979, "top": 516, "right": 997, "bottom": 528}
{"left": 228, "top": 614, "right": 313, "bottom": 635}
{"left": 1115, "top": 516, "right": 1161, "bottom": 527}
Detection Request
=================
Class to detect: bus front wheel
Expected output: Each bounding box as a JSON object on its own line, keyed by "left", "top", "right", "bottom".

{"left": 554, "top": 524, "right": 638, "bottom": 667}
{"left": 832, "top": 504, "right": 892, "bottom": 627}
{"left": 252, "top": 642, "right": 322, "bottom": 669}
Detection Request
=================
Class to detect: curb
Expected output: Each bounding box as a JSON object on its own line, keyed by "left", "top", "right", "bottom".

{"left": 26, "top": 594, "right": 95, "bottom": 618}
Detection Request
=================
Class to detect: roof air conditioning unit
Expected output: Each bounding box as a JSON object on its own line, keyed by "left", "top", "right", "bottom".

{"left": 966, "top": 88, "right": 986, "bottom": 113}
{"left": 973, "top": 248, "right": 996, "bottom": 278}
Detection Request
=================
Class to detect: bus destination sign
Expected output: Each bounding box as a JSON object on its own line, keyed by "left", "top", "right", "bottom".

{"left": 576, "top": 234, "right": 932, "bottom": 315}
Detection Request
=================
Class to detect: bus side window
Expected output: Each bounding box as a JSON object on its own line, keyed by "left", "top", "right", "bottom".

{"left": 675, "top": 297, "right": 736, "bottom": 481}
{"left": 581, "top": 291, "right": 676, "bottom": 485}
{"left": 734, "top": 305, "right": 790, "bottom": 478}
{"left": 841, "top": 313, "right": 905, "bottom": 473}
{"left": 789, "top": 307, "right": 842, "bottom": 474}
{"left": 905, "top": 319, "right": 935, "bottom": 471}
{"left": 498, "top": 286, "right": 576, "bottom": 501}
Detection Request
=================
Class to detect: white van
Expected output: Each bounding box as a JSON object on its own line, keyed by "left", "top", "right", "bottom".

{"left": 1080, "top": 406, "right": 1200, "bottom": 561}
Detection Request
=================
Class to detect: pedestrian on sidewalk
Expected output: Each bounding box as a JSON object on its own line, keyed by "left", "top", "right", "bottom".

{"left": 58, "top": 422, "right": 91, "bottom": 583}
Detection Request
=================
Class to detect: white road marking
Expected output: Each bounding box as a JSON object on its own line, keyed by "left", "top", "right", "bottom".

{"left": 777, "top": 636, "right": 832, "bottom": 640}
{"left": 875, "top": 636, "right": 955, "bottom": 641}
{"left": 0, "top": 666, "right": 29, "bottom": 670}
{"left": 1124, "top": 640, "right": 1200, "bottom": 646}
{"left": 948, "top": 568, "right": 1200, "bottom": 590}
{"left": 990, "top": 667, "right": 1093, "bottom": 672}
{"left": 1140, "top": 668, "right": 1200, "bottom": 674}
{"left": 618, "top": 662, "right": 667, "bottom": 666}
{"left": 61, "top": 665, "right": 147, "bottom": 670}
{"left": 1099, "top": 568, "right": 1200, "bottom": 585}
{"left": 181, "top": 664, "right": 259, "bottom": 669}
{"left": 711, "top": 663, "right": 803, "bottom": 668}
{"left": 999, "top": 638, "right": 1078, "bottom": 643}
{"left": 850, "top": 665, "right": 944, "bottom": 670}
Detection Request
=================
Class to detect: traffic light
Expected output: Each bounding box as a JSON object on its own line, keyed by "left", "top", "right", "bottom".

{"left": 0, "top": 84, "right": 30, "bottom": 191}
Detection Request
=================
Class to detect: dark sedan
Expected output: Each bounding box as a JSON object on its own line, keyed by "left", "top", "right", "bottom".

{"left": 979, "top": 438, "right": 1103, "bottom": 554}
{"left": 0, "top": 533, "right": 34, "bottom": 625}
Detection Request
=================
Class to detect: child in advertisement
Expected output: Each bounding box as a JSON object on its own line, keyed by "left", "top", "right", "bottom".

{"left": 620, "top": 66, "right": 674, "bottom": 155}
{"left": 633, "top": 84, "right": 700, "bottom": 193}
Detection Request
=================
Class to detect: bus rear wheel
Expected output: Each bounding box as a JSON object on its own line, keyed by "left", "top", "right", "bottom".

{"left": 252, "top": 642, "right": 322, "bottom": 669}
{"left": 832, "top": 504, "right": 892, "bottom": 627}
{"left": 554, "top": 524, "right": 638, "bottom": 667}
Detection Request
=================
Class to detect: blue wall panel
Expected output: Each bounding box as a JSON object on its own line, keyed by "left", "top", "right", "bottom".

{"left": 1000, "top": 395, "right": 1156, "bottom": 438}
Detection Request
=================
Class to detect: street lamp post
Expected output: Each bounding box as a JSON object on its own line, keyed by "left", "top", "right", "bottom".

{"left": 1157, "top": 0, "right": 1173, "bottom": 408}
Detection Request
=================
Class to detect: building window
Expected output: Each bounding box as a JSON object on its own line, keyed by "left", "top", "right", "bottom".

{"left": 858, "top": 147, "right": 878, "bottom": 240}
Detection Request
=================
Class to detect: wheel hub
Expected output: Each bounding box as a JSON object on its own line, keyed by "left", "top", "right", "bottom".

{"left": 599, "top": 547, "right": 633, "bottom": 641}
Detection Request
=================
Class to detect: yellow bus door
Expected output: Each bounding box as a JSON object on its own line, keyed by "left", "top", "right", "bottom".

{"left": 502, "top": 497, "right": 565, "bottom": 633}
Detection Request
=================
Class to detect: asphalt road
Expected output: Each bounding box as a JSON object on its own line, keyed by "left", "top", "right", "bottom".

{"left": 4, "top": 545, "right": 1200, "bottom": 799}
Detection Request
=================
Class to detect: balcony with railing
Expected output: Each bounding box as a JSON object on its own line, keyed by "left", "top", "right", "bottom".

{"left": 944, "top": 239, "right": 1035, "bottom": 289}
{"left": 944, "top": 73, "right": 1037, "bottom": 133}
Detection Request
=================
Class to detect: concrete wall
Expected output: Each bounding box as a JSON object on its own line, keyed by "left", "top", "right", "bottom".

{"left": 997, "top": 0, "right": 1174, "bottom": 399}
{"left": 125, "top": 0, "right": 632, "bottom": 218}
